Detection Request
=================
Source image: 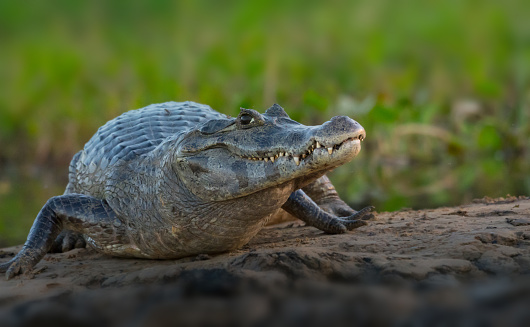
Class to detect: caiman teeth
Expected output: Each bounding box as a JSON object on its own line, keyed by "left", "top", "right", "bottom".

{"left": 293, "top": 156, "right": 300, "bottom": 166}
{"left": 242, "top": 138, "right": 355, "bottom": 164}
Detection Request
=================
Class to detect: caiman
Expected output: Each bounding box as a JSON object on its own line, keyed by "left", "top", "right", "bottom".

{"left": 0, "top": 101, "right": 373, "bottom": 279}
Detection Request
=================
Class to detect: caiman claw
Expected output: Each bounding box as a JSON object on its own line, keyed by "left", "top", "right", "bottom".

{"left": 0, "top": 257, "right": 33, "bottom": 280}
{"left": 334, "top": 206, "right": 375, "bottom": 231}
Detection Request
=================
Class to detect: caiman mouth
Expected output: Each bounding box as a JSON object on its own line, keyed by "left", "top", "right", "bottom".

{"left": 239, "top": 134, "right": 365, "bottom": 166}
{"left": 175, "top": 114, "right": 366, "bottom": 202}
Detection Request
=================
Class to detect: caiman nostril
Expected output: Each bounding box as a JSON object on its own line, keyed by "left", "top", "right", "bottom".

{"left": 358, "top": 128, "right": 366, "bottom": 142}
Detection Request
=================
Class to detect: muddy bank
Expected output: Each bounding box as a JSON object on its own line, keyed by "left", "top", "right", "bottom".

{"left": 0, "top": 196, "right": 529, "bottom": 326}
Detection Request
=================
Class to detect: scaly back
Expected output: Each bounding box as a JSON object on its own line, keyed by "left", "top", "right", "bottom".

{"left": 68, "top": 101, "right": 225, "bottom": 196}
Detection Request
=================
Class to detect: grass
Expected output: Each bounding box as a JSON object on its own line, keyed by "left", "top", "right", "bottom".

{"left": 0, "top": 0, "right": 528, "bottom": 246}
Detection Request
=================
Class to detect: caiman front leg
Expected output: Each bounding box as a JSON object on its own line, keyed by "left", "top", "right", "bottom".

{"left": 303, "top": 175, "right": 368, "bottom": 217}
{"left": 0, "top": 194, "right": 125, "bottom": 280}
{"left": 282, "top": 189, "right": 374, "bottom": 234}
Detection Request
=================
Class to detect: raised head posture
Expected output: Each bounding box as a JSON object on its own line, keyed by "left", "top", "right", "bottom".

{"left": 1, "top": 102, "right": 372, "bottom": 279}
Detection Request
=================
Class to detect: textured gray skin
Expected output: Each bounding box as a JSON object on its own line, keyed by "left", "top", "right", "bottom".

{"left": 0, "top": 101, "right": 372, "bottom": 279}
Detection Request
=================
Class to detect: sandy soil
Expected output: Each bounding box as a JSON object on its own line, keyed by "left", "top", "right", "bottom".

{"left": 0, "top": 196, "right": 529, "bottom": 326}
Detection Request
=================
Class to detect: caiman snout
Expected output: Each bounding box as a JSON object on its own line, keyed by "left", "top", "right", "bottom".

{"left": 316, "top": 115, "right": 366, "bottom": 146}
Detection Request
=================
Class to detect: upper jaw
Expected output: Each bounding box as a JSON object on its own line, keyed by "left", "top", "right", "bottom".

{"left": 238, "top": 120, "right": 366, "bottom": 165}
{"left": 239, "top": 135, "right": 363, "bottom": 166}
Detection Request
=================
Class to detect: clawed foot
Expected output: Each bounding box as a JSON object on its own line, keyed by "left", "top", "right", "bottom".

{"left": 0, "top": 257, "right": 34, "bottom": 280}
{"left": 318, "top": 198, "right": 375, "bottom": 221}
{"left": 324, "top": 205, "right": 375, "bottom": 234}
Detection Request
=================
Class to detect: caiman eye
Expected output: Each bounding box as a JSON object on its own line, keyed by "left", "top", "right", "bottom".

{"left": 240, "top": 113, "right": 253, "bottom": 125}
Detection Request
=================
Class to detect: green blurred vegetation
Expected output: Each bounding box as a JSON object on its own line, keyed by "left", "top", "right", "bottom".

{"left": 0, "top": 0, "right": 528, "bottom": 246}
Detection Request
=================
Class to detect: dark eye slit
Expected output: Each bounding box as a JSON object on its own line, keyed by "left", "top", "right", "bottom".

{"left": 240, "top": 114, "right": 253, "bottom": 125}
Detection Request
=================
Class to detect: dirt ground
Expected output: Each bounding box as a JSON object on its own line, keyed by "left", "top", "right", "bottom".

{"left": 1, "top": 196, "right": 529, "bottom": 326}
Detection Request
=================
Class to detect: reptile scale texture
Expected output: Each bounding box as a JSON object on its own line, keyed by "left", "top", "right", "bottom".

{"left": 0, "top": 101, "right": 373, "bottom": 279}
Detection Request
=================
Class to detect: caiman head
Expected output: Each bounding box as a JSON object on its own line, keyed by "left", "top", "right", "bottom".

{"left": 173, "top": 104, "right": 365, "bottom": 202}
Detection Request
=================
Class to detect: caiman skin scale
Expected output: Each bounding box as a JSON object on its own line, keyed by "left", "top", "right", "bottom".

{"left": 1, "top": 101, "right": 373, "bottom": 279}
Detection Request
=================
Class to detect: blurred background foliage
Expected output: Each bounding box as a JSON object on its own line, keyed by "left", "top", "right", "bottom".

{"left": 0, "top": 0, "right": 528, "bottom": 246}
